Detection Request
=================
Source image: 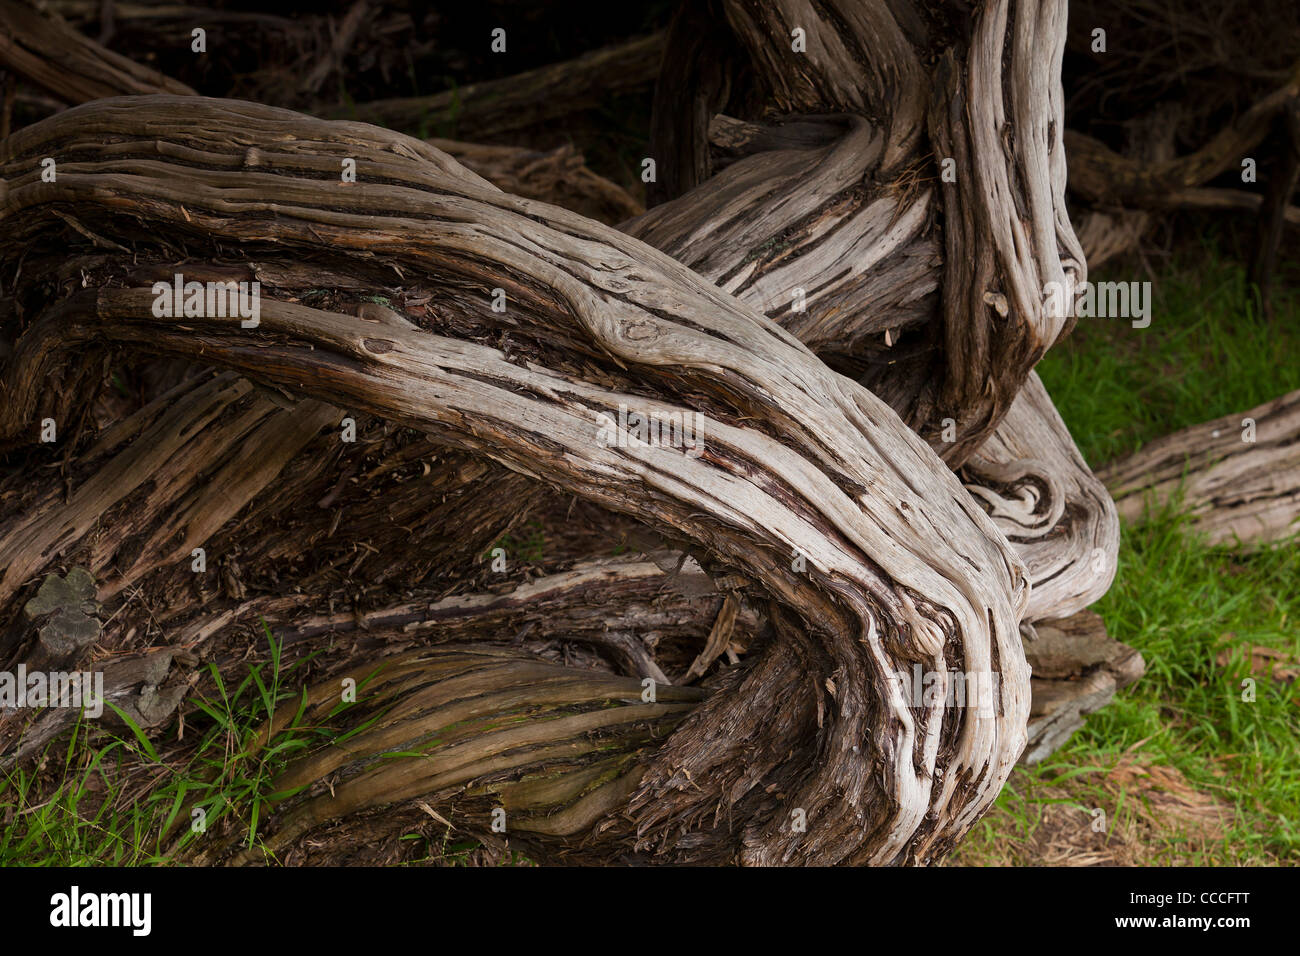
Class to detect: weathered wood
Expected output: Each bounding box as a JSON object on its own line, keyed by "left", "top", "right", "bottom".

{"left": 963, "top": 372, "right": 1120, "bottom": 622}
{"left": 0, "top": 0, "right": 195, "bottom": 103}
{"left": 189, "top": 646, "right": 707, "bottom": 865}
{"left": 0, "top": 0, "right": 1136, "bottom": 863}
{"left": 0, "top": 372, "right": 334, "bottom": 611}
{"left": 1020, "top": 610, "right": 1144, "bottom": 765}
{"left": 645, "top": 0, "right": 742, "bottom": 206}
{"left": 1074, "top": 208, "right": 1150, "bottom": 272}
{"left": 159, "top": 553, "right": 758, "bottom": 862}
{"left": 447, "top": 65, "right": 1122, "bottom": 731}
{"left": 633, "top": 0, "right": 1086, "bottom": 466}
{"left": 1099, "top": 390, "right": 1300, "bottom": 548}
{"left": 0, "top": 95, "right": 1032, "bottom": 864}
{"left": 0, "top": 643, "right": 193, "bottom": 762}
{"left": 627, "top": 114, "right": 939, "bottom": 377}
{"left": 333, "top": 33, "right": 666, "bottom": 136}
{"left": 426, "top": 138, "right": 642, "bottom": 226}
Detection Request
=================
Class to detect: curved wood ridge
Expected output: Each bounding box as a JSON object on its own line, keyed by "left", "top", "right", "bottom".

{"left": 0, "top": 95, "right": 1032, "bottom": 864}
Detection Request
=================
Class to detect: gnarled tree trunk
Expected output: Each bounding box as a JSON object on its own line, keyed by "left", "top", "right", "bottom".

{"left": 0, "top": 0, "right": 1122, "bottom": 865}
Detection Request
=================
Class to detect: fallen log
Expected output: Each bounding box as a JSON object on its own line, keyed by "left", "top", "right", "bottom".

{"left": 333, "top": 32, "right": 667, "bottom": 137}
{"left": 0, "top": 0, "right": 195, "bottom": 103}
{"left": 1098, "top": 390, "right": 1300, "bottom": 548}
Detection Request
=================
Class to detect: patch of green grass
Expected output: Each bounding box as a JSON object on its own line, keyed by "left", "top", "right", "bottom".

{"left": 1037, "top": 249, "right": 1300, "bottom": 467}
{"left": 1074, "top": 506, "right": 1295, "bottom": 860}
{"left": 0, "top": 621, "right": 366, "bottom": 865}
{"left": 486, "top": 518, "right": 547, "bottom": 565}
{"left": 0, "top": 720, "right": 165, "bottom": 865}
{"left": 963, "top": 248, "right": 1300, "bottom": 865}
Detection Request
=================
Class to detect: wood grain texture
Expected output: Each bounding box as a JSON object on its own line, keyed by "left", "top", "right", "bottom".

{"left": 0, "top": 95, "right": 1031, "bottom": 864}
{"left": 427, "top": 138, "right": 643, "bottom": 225}
{"left": 1099, "top": 390, "right": 1300, "bottom": 548}
{"left": 1020, "top": 610, "right": 1144, "bottom": 765}
{"left": 964, "top": 372, "right": 1120, "bottom": 622}
{"left": 636, "top": 0, "right": 1086, "bottom": 467}
{"left": 0, "top": 0, "right": 195, "bottom": 102}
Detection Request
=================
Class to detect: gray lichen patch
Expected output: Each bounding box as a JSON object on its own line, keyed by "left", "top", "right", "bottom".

{"left": 24, "top": 568, "right": 101, "bottom": 661}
